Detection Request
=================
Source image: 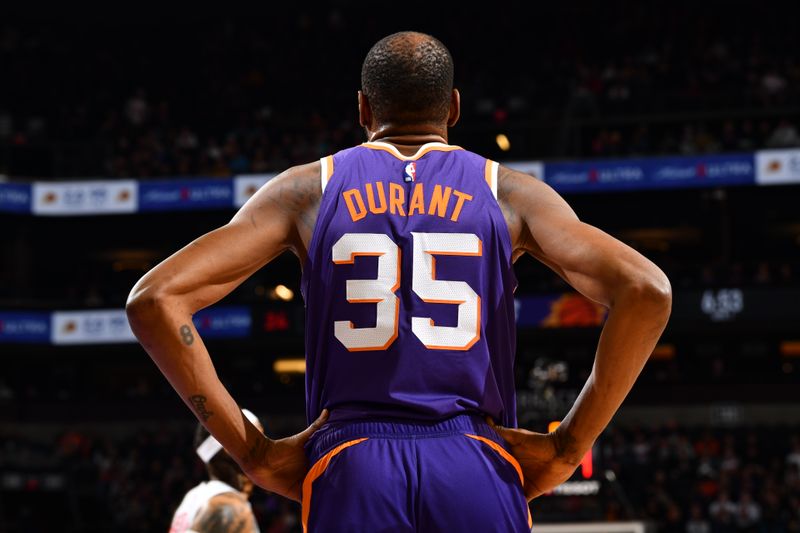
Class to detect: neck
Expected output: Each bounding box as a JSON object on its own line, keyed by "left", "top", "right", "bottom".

{"left": 368, "top": 123, "right": 448, "bottom": 145}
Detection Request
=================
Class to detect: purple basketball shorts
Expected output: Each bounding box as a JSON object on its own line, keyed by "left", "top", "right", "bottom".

{"left": 301, "top": 413, "right": 532, "bottom": 532}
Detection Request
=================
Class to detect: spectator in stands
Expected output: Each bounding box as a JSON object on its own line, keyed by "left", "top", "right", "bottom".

{"left": 788, "top": 436, "right": 800, "bottom": 471}
{"left": 4, "top": 12, "right": 800, "bottom": 178}
{"left": 719, "top": 442, "right": 740, "bottom": 475}
{"left": 760, "top": 68, "right": 788, "bottom": 105}
{"left": 734, "top": 492, "right": 761, "bottom": 531}
{"left": 708, "top": 491, "right": 737, "bottom": 532}
{"left": 685, "top": 503, "right": 711, "bottom": 533}
{"left": 766, "top": 119, "right": 800, "bottom": 148}
{"left": 125, "top": 89, "right": 150, "bottom": 128}
{"left": 6, "top": 424, "right": 800, "bottom": 530}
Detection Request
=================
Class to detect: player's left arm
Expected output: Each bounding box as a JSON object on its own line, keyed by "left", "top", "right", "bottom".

{"left": 492, "top": 164, "right": 672, "bottom": 499}
{"left": 190, "top": 493, "right": 259, "bottom": 533}
{"left": 126, "top": 163, "right": 326, "bottom": 501}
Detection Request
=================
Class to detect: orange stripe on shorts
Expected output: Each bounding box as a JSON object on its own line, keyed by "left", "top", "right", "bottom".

{"left": 465, "top": 433, "right": 533, "bottom": 529}
{"left": 301, "top": 437, "right": 368, "bottom": 533}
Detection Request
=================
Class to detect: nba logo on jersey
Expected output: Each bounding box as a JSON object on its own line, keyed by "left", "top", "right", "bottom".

{"left": 404, "top": 162, "right": 417, "bottom": 182}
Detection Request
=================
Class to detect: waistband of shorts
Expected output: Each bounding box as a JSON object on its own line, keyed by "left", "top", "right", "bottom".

{"left": 307, "top": 413, "right": 506, "bottom": 462}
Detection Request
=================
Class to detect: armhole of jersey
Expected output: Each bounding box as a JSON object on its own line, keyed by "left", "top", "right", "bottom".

{"left": 484, "top": 159, "right": 499, "bottom": 199}
{"left": 320, "top": 155, "right": 334, "bottom": 193}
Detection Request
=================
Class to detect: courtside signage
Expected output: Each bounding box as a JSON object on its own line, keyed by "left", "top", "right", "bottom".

{"left": 0, "top": 151, "right": 766, "bottom": 216}
{"left": 0, "top": 182, "right": 32, "bottom": 213}
{"left": 139, "top": 178, "right": 233, "bottom": 211}
{"left": 45, "top": 307, "right": 251, "bottom": 345}
{"left": 0, "top": 312, "right": 50, "bottom": 343}
{"left": 545, "top": 153, "right": 754, "bottom": 193}
{"left": 233, "top": 174, "right": 277, "bottom": 207}
{"left": 755, "top": 149, "right": 800, "bottom": 185}
{"left": 51, "top": 309, "right": 135, "bottom": 345}
{"left": 649, "top": 153, "right": 754, "bottom": 188}
{"left": 193, "top": 306, "right": 252, "bottom": 338}
{"left": 32, "top": 180, "right": 137, "bottom": 215}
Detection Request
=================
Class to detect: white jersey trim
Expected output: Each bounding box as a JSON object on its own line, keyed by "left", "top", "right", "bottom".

{"left": 490, "top": 160, "right": 499, "bottom": 199}
{"left": 361, "top": 141, "right": 463, "bottom": 161}
{"left": 320, "top": 156, "right": 330, "bottom": 193}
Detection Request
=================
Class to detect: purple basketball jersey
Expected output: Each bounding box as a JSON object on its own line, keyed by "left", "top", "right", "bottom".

{"left": 300, "top": 142, "right": 518, "bottom": 427}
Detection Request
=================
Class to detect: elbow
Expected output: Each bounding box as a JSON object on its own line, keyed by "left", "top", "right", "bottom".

{"left": 622, "top": 267, "right": 672, "bottom": 319}
{"left": 125, "top": 281, "right": 168, "bottom": 329}
{"left": 643, "top": 268, "right": 672, "bottom": 304}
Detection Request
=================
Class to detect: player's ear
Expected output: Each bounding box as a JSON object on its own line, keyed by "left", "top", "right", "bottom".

{"left": 447, "top": 88, "right": 460, "bottom": 128}
{"left": 358, "top": 90, "right": 373, "bottom": 130}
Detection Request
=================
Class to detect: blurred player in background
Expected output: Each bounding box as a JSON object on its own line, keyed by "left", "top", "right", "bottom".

{"left": 127, "top": 31, "right": 671, "bottom": 532}
{"left": 169, "top": 409, "right": 263, "bottom": 533}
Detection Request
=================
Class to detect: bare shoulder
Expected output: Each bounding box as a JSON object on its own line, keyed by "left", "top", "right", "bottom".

{"left": 232, "top": 160, "right": 322, "bottom": 259}
{"left": 496, "top": 164, "right": 563, "bottom": 209}
{"left": 240, "top": 161, "right": 321, "bottom": 219}
{"left": 496, "top": 164, "right": 547, "bottom": 256}
{"left": 273, "top": 160, "right": 322, "bottom": 202}
{"left": 496, "top": 164, "right": 581, "bottom": 258}
{"left": 190, "top": 492, "right": 257, "bottom": 533}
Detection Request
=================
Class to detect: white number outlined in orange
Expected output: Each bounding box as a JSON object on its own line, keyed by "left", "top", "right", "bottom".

{"left": 332, "top": 232, "right": 482, "bottom": 351}
{"left": 411, "top": 232, "right": 482, "bottom": 350}
{"left": 332, "top": 233, "right": 400, "bottom": 351}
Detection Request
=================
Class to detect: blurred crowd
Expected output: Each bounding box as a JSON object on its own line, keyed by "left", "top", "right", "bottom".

{"left": 2, "top": 5, "right": 800, "bottom": 178}
{"left": 527, "top": 260, "right": 799, "bottom": 295}
{"left": 596, "top": 425, "right": 800, "bottom": 532}
{"left": 0, "top": 425, "right": 302, "bottom": 532}
{"left": 585, "top": 119, "right": 800, "bottom": 160}
{"left": 2, "top": 423, "right": 799, "bottom": 532}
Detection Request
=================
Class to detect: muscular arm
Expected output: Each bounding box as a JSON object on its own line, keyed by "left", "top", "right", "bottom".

{"left": 126, "top": 163, "right": 321, "bottom": 493}
{"left": 498, "top": 165, "right": 672, "bottom": 466}
{"left": 190, "top": 494, "right": 258, "bottom": 533}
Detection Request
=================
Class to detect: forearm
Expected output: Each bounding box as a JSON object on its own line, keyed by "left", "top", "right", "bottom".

{"left": 555, "top": 283, "right": 671, "bottom": 462}
{"left": 127, "top": 295, "right": 266, "bottom": 469}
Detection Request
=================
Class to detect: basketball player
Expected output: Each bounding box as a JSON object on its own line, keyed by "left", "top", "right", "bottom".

{"left": 127, "top": 32, "right": 671, "bottom": 532}
{"left": 169, "top": 409, "right": 263, "bottom": 533}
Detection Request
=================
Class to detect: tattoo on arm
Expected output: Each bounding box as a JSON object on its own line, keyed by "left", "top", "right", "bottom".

{"left": 268, "top": 164, "right": 321, "bottom": 237}
{"left": 242, "top": 432, "right": 270, "bottom": 470}
{"left": 179, "top": 324, "right": 195, "bottom": 345}
{"left": 192, "top": 497, "right": 257, "bottom": 533}
{"left": 553, "top": 427, "right": 580, "bottom": 463}
{"left": 496, "top": 166, "right": 527, "bottom": 251}
{"left": 190, "top": 395, "right": 214, "bottom": 422}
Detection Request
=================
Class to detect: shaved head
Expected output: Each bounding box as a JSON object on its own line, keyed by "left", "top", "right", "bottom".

{"left": 361, "top": 31, "right": 454, "bottom": 125}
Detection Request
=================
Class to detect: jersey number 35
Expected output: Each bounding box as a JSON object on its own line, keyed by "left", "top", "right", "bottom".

{"left": 332, "top": 232, "right": 482, "bottom": 352}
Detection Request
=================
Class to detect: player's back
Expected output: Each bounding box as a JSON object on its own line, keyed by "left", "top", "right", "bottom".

{"left": 301, "top": 141, "right": 518, "bottom": 426}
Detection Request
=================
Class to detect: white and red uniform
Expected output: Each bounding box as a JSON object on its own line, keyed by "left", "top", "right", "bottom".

{"left": 168, "top": 480, "right": 254, "bottom": 533}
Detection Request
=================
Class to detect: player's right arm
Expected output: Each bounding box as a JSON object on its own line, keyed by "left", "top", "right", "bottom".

{"left": 492, "top": 165, "right": 672, "bottom": 499}
{"left": 189, "top": 493, "right": 259, "bottom": 533}
{"left": 126, "top": 163, "right": 326, "bottom": 501}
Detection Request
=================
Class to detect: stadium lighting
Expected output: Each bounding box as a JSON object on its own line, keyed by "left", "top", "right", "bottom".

{"left": 272, "top": 284, "right": 294, "bottom": 301}
{"left": 273, "top": 358, "right": 306, "bottom": 374}
{"left": 495, "top": 133, "right": 511, "bottom": 151}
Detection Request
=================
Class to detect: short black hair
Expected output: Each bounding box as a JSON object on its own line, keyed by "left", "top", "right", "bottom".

{"left": 361, "top": 31, "right": 454, "bottom": 125}
{"left": 193, "top": 422, "right": 244, "bottom": 490}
